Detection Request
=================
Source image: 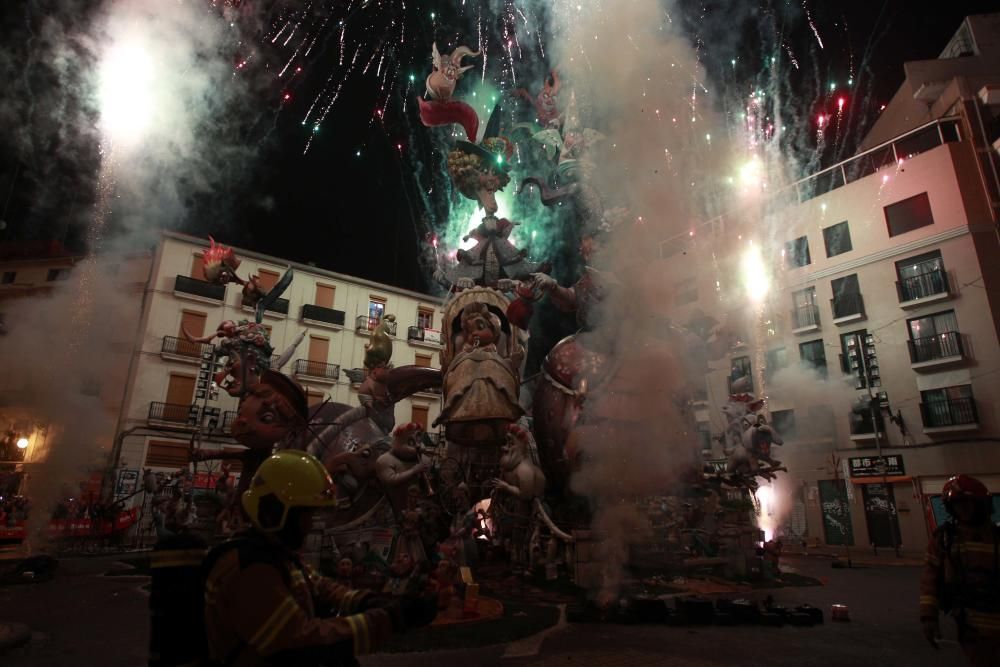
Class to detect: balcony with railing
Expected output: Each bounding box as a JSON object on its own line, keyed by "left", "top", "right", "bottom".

{"left": 791, "top": 304, "right": 820, "bottom": 333}
{"left": 407, "top": 325, "right": 443, "bottom": 347}
{"left": 293, "top": 359, "right": 340, "bottom": 383}
{"left": 921, "top": 397, "right": 978, "bottom": 432}
{"left": 355, "top": 315, "right": 397, "bottom": 336}
{"left": 791, "top": 117, "right": 962, "bottom": 204}
{"left": 242, "top": 296, "right": 289, "bottom": 316}
{"left": 301, "top": 304, "right": 346, "bottom": 328}
{"left": 831, "top": 293, "right": 865, "bottom": 324}
{"left": 174, "top": 275, "right": 226, "bottom": 302}
{"left": 148, "top": 402, "right": 199, "bottom": 426}
{"left": 896, "top": 268, "right": 950, "bottom": 306}
{"left": 908, "top": 331, "right": 965, "bottom": 368}
{"left": 161, "top": 335, "right": 213, "bottom": 362}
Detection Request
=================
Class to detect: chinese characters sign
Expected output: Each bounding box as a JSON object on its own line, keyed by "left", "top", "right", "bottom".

{"left": 848, "top": 455, "right": 905, "bottom": 478}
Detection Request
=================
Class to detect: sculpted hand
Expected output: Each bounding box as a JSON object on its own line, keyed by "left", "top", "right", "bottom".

{"left": 497, "top": 279, "right": 516, "bottom": 292}
{"left": 530, "top": 273, "right": 557, "bottom": 292}
{"left": 456, "top": 278, "right": 475, "bottom": 289}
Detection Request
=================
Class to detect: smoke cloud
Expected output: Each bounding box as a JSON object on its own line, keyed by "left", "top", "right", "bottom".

{"left": 0, "top": 0, "right": 265, "bottom": 545}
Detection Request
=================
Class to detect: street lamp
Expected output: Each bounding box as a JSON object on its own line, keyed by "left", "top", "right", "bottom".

{"left": 15, "top": 437, "right": 28, "bottom": 450}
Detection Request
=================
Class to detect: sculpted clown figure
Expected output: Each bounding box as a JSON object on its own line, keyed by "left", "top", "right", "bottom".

{"left": 193, "top": 370, "right": 309, "bottom": 496}
{"left": 376, "top": 422, "right": 432, "bottom": 517}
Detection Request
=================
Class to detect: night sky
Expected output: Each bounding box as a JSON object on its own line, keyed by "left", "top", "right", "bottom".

{"left": 0, "top": 1, "right": 996, "bottom": 294}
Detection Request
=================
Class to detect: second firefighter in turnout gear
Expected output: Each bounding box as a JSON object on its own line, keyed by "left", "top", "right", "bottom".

{"left": 920, "top": 474, "right": 1000, "bottom": 666}
{"left": 204, "top": 451, "right": 437, "bottom": 666}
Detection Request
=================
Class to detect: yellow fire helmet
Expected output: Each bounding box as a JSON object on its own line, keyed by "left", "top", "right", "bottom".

{"left": 241, "top": 450, "right": 337, "bottom": 532}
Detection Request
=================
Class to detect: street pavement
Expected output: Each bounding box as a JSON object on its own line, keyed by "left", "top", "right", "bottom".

{"left": 0, "top": 554, "right": 966, "bottom": 667}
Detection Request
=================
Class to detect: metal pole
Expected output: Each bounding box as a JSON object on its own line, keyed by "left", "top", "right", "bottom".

{"left": 856, "top": 333, "right": 898, "bottom": 557}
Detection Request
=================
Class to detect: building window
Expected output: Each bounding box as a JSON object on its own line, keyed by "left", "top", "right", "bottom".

{"left": 908, "top": 310, "right": 961, "bottom": 362}
{"left": 314, "top": 284, "right": 336, "bottom": 309}
{"left": 46, "top": 268, "right": 70, "bottom": 281}
{"left": 785, "top": 236, "right": 811, "bottom": 268}
{"left": 792, "top": 287, "right": 819, "bottom": 328}
{"left": 831, "top": 274, "right": 863, "bottom": 319}
{"left": 729, "top": 356, "right": 752, "bottom": 393}
{"left": 697, "top": 423, "right": 712, "bottom": 452}
{"left": 822, "top": 221, "right": 852, "bottom": 257}
{"left": 414, "top": 353, "right": 432, "bottom": 368}
{"left": 885, "top": 192, "right": 934, "bottom": 237}
{"left": 770, "top": 410, "right": 796, "bottom": 440}
{"left": 765, "top": 347, "right": 788, "bottom": 380}
{"left": 1, "top": 271, "right": 15, "bottom": 284}
{"left": 417, "top": 308, "right": 434, "bottom": 330}
{"left": 895, "top": 250, "right": 947, "bottom": 301}
{"left": 840, "top": 330, "right": 869, "bottom": 387}
{"left": 411, "top": 404, "right": 429, "bottom": 431}
{"left": 191, "top": 254, "right": 207, "bottom": 281}
{"left": 920, "top": 385, "right": 977, "bottom": 427}
{"left": 764, "top": 316, "right": 782, "bottom": 338}
{"left": 368, "top": 299, "right": 386, "bottom": 329}
{"left": 256, "top": 269, "right": 280, "bottom": 292}
{"left": 145, "top": 439, "right": 191, "bottom": 469}
{"left": 799, "top": 339, "right": 827, "bottom": 378}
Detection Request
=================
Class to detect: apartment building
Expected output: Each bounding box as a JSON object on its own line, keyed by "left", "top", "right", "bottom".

{"left": 113, "top": 232, "right": 445, "bottom": 481}
{"left": 655, "top": 13, "right": 1000, "bottom": 554}
{"left": 0, "top": 233, "right": 444, "bottom": 498}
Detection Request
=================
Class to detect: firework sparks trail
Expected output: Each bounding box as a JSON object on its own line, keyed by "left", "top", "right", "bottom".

{"left": 803, "top": 0, "right": 824, "bottom": 49}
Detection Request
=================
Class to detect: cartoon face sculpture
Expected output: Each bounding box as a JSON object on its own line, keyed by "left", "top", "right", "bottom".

{"left": 231, "top": 371, "right": 308, "bottom": 451}
{"left": 461, "top": 303, "right": 500, "bottom": 348}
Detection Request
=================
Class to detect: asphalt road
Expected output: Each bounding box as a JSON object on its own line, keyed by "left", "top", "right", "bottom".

{"left": 0, "top": 554, "right": 965, "bottom": 667}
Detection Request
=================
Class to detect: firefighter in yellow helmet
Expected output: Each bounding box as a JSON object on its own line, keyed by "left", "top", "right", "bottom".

{"left": 204, "top": 451, "right": 436, "bottom": 666}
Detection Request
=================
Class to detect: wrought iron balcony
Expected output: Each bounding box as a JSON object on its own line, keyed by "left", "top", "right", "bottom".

{"left": 831, "top": 293, "right": 865, "bottom": 320}
{"left": 294, "top": 359, "right": 340, "bottom": 381}
{"left": 148, "top": 401, "right": 199, "bottom": 425}
{"left": 921, "top": 397, "right": 978, "bottom": 428}
{"left": 908, "top": 331, "right": 964, "bottom": 364}
{"left": 896, "top": 268, "right": 949, "bottom": 303}
{"left": 355, "top": 315, "right": 397, "bottom": 335}
{"left": 301, "top": 304, "right": 346, "bottom": 326}
{"left": 174, "top": 275, "right": 225, "bottom": 301}
{"left": 243, "top": 296, "right": 289, "bottom": 315}
{"left": 161, "top": 335, "right": 212, "bottom": 359}
{"left": 407, "top": 326, "right": 443, "bottom": 345}
{"left": 264, "top": 298, "right": 289, "bottom": 315}
{"left": 791, "top": 304, "right": 820, "bottom": 330}
{"left": 222, "top": 410, "right": 238, "bottom": 431}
